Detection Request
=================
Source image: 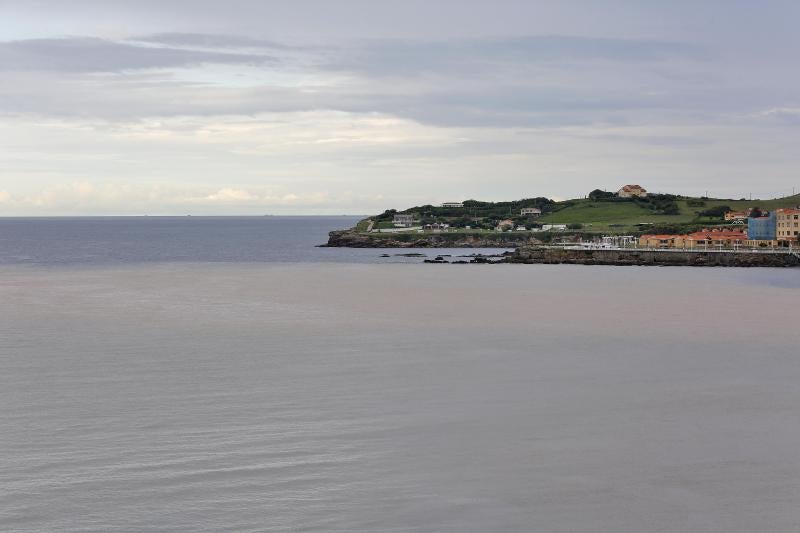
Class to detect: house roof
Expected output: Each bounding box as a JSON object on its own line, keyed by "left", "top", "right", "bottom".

{"left": 620, "top": 184, "right": 646, "bottom": 192}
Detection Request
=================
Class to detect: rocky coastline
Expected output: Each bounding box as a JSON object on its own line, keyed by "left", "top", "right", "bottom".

{"left": 323, "top": 229, "right": 542, "bottom": 248}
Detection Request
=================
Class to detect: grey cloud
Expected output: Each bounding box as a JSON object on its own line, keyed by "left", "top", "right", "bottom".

{"left": 131, "top": 32, "right": 295, "bottom": 51}
{"left": 326, "top": 35, "right": 706, "bottom": 77}
{"left": 0, "top": 37, "right": 275, "bottom": 72}
{"left": 0, "top": 32, "right": 788, "bottom": 131}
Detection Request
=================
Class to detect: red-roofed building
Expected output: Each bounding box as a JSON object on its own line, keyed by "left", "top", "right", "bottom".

{"left": 639, "top": 228, "right": 748, "bottom": 249}
{"left": 616, "top": 184, "right": 648, "bottom": 198}
{"left": 676, "top": 228, "right": 747, "bottom": 249}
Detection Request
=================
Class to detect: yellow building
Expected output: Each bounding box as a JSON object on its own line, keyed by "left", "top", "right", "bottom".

{"left": 639, "top": 235, "right": 676, "bottom": 248}
{"left": 775, "top": 208, "right": 800, "bottom": 241}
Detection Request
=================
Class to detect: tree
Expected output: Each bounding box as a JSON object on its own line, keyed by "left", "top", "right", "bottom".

{"left": 699, "top": 205, "right": 731, "bottom": 219}
{"left": 588, "top": 189, "right": 615, "bottom": 200}
{"left": 749, "top": 207, "right": 764, "bottom": 218}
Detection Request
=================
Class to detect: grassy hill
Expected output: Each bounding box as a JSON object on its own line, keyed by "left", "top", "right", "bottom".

{"left": 363, "top": 193, "right": 800, "bottom": 235}
{"left": 539, "top": 195, "right": 800, "bottom": 231}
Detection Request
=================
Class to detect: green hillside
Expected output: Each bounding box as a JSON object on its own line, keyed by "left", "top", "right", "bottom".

{"left": 540, "top": 195, "right": 800, "bottom": 231}
{"left": 361, "top": 192, "right": 800, "bottom": 235}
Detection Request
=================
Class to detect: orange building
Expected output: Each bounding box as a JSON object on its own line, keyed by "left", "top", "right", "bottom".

{"left": 640, "top": 228, "right": 747, "bottom": 249}
{"left": 676, "top": 228, "right": 747, "bottom": 249}
{"left": 724, "top": 210, "right": 748, "bottom": 221}
{"left": 638, "top": 234, "right": 677, "bottom": 248}
{"left": 617, "top": 184, "right": 648, "bottom": 198}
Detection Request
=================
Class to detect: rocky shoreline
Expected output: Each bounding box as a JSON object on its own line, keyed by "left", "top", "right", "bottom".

{"left": 323, "top": 229, "right": 542, "bottom": 248}
{"left": 324, "top": 230, "right": 799, "bottom": 267}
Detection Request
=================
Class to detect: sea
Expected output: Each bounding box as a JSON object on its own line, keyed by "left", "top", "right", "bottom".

{"left": 1, "top": 216, "right": 799, "bottom": 532}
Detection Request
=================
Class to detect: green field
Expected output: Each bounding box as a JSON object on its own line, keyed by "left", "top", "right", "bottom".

{"left": 538, "top": 195, "right": 800, "bottom": 232}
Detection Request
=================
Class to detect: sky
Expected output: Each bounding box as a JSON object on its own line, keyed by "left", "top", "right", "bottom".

{"left": 1, "top": 0, "right": 799, "bottom": 215}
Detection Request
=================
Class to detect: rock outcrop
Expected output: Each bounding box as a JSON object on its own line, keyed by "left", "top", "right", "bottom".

{"left": 323, "top": 230, "right": 543, "bottom": 248}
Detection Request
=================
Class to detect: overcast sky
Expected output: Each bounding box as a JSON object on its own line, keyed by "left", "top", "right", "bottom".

{"left": 1, "top": 0, "right": 799, "bottom": 215}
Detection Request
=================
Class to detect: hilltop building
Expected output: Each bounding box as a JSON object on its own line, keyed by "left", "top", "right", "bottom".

{"left": 520, "top": 207, "right": 542, "bottom": 216}
{"left": 441, "top": 202, "right": 464, "bottom": 208}
{"left": 616, "top": 184, "right": 648, "bottom": 198}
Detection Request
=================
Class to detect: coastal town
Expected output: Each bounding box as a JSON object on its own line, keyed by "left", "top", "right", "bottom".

{"left": 379, "top": 184, "right": 800, "bottom": 250}
{"left": 638, "top": 208, "right": 799, "bottom": 250}
{"left": 326, "top": 184, "right": 800, "bottom": 267}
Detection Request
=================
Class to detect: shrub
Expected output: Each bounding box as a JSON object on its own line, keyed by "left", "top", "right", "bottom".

{"left": 699, "top": 205, "right": 731, "bottom": 218}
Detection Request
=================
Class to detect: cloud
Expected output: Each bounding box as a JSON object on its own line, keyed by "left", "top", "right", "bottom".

{"left": 201, "top": 187, "right": 258, "bottom": 202}
{"left": 754, "top": 107, "right": 800, "bottom": 125}
{"left": 0, "top": 181, "right": 341, "bottom": 214}
{"left": 327, "top": 35, "right": 705, "bottom": 78}
{"left": 0, "top": 36, "right": 274, "bottom": 73}
{"left": 131, "top": 32, "right": 295, "bottom": 51}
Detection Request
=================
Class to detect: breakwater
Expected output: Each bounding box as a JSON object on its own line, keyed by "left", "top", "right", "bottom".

{"left": 508, "top": 246, "right": 800, "bottom": 267}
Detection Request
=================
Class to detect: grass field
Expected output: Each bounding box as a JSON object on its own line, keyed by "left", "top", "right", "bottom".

{"left": 537, "top": 195, "right": 800, "bottom": 232}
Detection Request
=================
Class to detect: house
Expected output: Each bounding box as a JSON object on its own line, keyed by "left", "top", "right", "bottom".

{"left": 520, "top": 207, "right": 542, "bottom": 216}
{"left": 639, "top": 234, "right": 677, "bottom": 248}
{"left": 542, "top": 224, "right": 568, "bottom": 231}
{"left": 392, "top": 214, "right": 419, "bottom": 227}
{"left": 496, "top": 219, "right": 515, "bottom": 231}
{"left": 441, "top": 202, "right": 464, "bottom": 208}
{"left": 515, "top": 225, "right": 527, "bottom": 231}
{"left": 423, "top": 222, "right": 450, "bottom": 232}
{"left": 724, "top": 210, "right": 748, "bottom": 221}
{"left": 776, "top": 208, "right": 800, "bottom": 241}
{"left": 616, "top": 184, "right": 648, "bottom": 198}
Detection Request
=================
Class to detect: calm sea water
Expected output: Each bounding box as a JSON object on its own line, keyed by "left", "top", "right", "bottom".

{"left": 0, "top": 217, "right": 506, "bottom": 266}
{"left": 1, "top": 218, "right": 799, "bottom": 532}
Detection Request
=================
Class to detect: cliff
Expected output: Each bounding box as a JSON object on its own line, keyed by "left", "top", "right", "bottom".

{"left": 324, "top": 229, "right": 543, "bottom": 248}
{"left": 508, "top": 246, "right": 800, "bottom": 267}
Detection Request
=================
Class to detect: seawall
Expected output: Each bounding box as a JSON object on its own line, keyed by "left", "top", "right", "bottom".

{"left": 508, "top": 247, "right": 800, "bottom": 267}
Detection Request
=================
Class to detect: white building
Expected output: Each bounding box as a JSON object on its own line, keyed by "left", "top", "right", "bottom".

{"left": 392, "top": 214, "right": 419, "bottom": 227}
{"left": 520, "top": 207, "right": 542, "bottom": 216}
{"left": 441, "top": 202, "right": 464, "bottom": 208}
